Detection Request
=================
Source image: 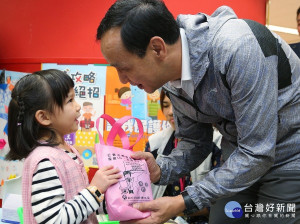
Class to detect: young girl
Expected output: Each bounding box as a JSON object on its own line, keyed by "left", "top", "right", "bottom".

{"left": 6, "top": 69, "right": 121, "bottom": 223}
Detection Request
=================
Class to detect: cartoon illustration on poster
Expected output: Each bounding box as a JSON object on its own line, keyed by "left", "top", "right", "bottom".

{"left": 115, "top": 86, "right": 133, "bottom": 110}
{"left": 147, "top": 90, "right": 160, "bottom": 120}
{"left": 42, "top": 64, "right": 106, "bottom": 166}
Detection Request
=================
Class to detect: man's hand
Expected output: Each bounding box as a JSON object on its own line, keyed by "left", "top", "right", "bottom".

{"left": 120, "top": 195, "right": 186, "bottom": 224}
{"left": 131, "top": 151, "right": 161, "bottom": 183}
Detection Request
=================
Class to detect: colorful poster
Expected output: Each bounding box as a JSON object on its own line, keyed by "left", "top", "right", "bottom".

{"left": 42, "top": 64, "right": 106, "bottom": 166}
{"left": 0, "top": 70, "right": 28, "bottom": 199}
{"left": 5, "top": 70, "right": 29, "bottom": 94}
{"left": 104, "top": 66, "right": 169, "bottom": 152}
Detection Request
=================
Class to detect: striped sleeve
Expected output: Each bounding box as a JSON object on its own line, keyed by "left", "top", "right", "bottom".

{"left": 31, "top": 159, "right": 100, "bottom": 224}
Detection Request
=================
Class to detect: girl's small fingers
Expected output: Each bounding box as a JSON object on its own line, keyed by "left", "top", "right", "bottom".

{"left": 98, "top": 165, "right": 115, "bottom": 173}
{"left": 114, "top": 173, "right": 122, "bottom": 179}
{"left": 104, "top": 168, "right": 121, "bottom": 175}
{"left": 110, "top": 179, "right": 120, "bottom": 184}
{"left": 100, "top": 165, "right": 114, "bottom": 171}
{"left": 107, "top": 173, "right": 122, "bottom": 179}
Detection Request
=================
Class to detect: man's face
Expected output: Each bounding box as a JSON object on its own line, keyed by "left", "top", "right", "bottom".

{"left": 297, "top": 13, "right": 300, "bottom": 36}
{"left": 100, "top": 27, "right": 167, "bottom": 93}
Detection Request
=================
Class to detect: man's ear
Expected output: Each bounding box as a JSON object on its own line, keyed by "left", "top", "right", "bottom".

{"left": 149, "top": 36, "right": 167, "bottom": 59}
{"left": 35, "top": 110, "right": 51, "bottom": 126}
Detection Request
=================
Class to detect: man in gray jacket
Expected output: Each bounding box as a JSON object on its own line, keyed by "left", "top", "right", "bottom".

{"left": 97, "top": 0, "right": 300, "bottom": 223}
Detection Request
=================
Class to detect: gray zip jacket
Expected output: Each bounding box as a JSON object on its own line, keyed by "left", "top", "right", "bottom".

{"left": 157, "top": 6, "right": 300, "bottom": 210}
{"left": 150, "top": 126, "right": 222, "bottom": 199}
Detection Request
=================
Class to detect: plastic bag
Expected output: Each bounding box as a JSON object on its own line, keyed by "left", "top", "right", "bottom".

{"left": 95, "top": 114, "right": 152, "bottom": 221}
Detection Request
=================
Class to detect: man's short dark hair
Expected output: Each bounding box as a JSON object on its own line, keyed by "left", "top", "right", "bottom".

{"left": 96, "top": 0, "right": 180, "bottom": 58}
{"left": 297, "top": 7, "right": 300, "bottom": 17}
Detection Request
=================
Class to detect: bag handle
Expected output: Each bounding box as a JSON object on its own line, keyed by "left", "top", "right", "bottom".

{"left": 107, "top": 116, "right": 144, "bottom": 150}
{"left": 95, "top": 114, "right": 130, "bottom": 148}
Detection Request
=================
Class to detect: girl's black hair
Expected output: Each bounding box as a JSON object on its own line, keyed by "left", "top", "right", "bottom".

{"left": 6, "top": 69, "right": 74, "bottom": 160}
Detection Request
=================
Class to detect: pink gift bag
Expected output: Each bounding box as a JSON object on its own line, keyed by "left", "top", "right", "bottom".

{"left": 95, "top": 114, "right": 153, "bottom": 221}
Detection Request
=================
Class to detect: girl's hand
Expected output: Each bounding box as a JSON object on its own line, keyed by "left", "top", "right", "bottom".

{"left": 90, "top": 165, "right": 122, "bottom": 193}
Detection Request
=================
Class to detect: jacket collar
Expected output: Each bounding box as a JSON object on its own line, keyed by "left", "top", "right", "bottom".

{"left": 176, "top": 6, "right": 238, "bottom": 88}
